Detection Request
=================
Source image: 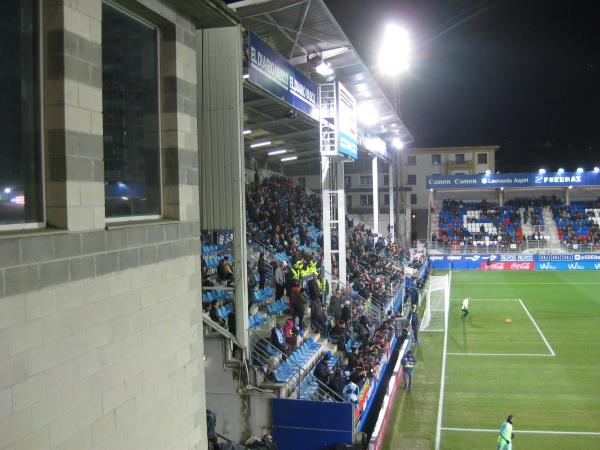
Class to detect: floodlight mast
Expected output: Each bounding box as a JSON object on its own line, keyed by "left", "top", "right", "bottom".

{"left": 378, "top": 24, "right": 410, "bottom": 76}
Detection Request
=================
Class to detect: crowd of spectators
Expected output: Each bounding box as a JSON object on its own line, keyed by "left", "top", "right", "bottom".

{"left": 553, "top": 201, "right": 600, "bottom": 244}
{"left": 434, "top": 199, "right": 524, "bottom": 247}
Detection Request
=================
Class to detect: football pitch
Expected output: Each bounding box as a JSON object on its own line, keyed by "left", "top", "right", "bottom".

{"left": 382, "top": 270, "right": 600, "bottom": 450}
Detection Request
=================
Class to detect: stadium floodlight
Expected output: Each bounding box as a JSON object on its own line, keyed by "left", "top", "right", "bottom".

{"left": 267, "top": 149, "right": 287, "bottom": 156}
{"left": 576, "top": 167, "right": 584, "bottom": 173}
{"left": 243, "top": 129, "right": 252, "bottom": 135}
{"left": 315, "top": 59, "right": 334, "bottom": 77}
{"left": 594, "top": 167, "right": 600, "bottom": 173}
{"left": 250, "top": 140, "right": 271, "bottom": 148}
{"left": 568, "top": 185, "right": 573, "bottom": 189}
{"left": 358, "top": 102, "right": 378, "bottom": 126}
{"left": 243, "top": 73, "right": 249, "bottom": 79}
{"left": 500, "top": 187, "right": 504, "bottom": 191}
{"left": 3, "top": 187, "right": 11, "bottom": 194}
{"left": 538, "top": 168, "right": 546, "bottom": 174}
{"left": 557, "top": 168, "right": 565, "bottom": 174}
{"left": 281, "top": 156, "right": 298, "bottom": 162}
{"left": 391, "top": 137, "right": 404, "bottom": 150}
{"left": 485, "top": 170, "right": 491, "bottom": 175}
{"left": 378, "top": 24, "right": 410, "bottom": 76}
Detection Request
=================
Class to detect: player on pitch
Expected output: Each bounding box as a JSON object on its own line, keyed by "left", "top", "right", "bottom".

{"left": 497, "top": 414, "right": 514, "bottom": 450}
{"left": 461, "top": 296, "right": 470, "bottom": 319}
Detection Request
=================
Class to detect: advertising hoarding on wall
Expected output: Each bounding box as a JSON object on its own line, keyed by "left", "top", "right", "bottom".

{"left": 336, "top": 82, "right": 358, "bottom": 159}
{"left": 429, "top": 253, "right": 600, "bottom": 270}
{"left": 427, "top": 171, "right": 600, "bottom": 190}
{"left": 248, "top": 32, "right": 319, "bottom": 121}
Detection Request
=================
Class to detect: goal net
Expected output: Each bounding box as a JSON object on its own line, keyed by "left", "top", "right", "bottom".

{"left": 421, "top": 274, "right": 450, "bottom": 332}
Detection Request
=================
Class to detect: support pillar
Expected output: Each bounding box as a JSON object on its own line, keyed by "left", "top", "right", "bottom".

{"left": 372, "top": 156, "right": 379, "bottom": 236}
{"left": 566, "top": 187, "right": 571, "bottom": 205}
{"left": 198, "top": 26, "right": 248, "bottom": 351}
{"left": 388, "top": 163, "right": 395, "bottom": 242}
{"left": 499, "top": 188, "right": 504, "bottom": 206}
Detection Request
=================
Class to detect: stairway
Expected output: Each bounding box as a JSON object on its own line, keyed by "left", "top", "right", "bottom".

{"left": 520, "top": 207, "right": 534, "bottom": 237}
{"left": 542, "top": 207, "right": 561, "bottom": 247}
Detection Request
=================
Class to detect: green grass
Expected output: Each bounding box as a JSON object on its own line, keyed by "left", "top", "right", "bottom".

{"left": 383, "top": 270, "right": 600, "bottom": 450}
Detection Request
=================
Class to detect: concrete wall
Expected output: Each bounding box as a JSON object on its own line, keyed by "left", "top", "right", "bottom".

{"left": 1, "top": 1, "right": 210, "bottom": 449}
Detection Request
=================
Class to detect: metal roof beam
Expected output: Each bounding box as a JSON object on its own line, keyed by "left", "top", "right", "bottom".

{"left": 288, "top": 0, "right": 311, "bottom": 59}
{"left": 265, "top": 13, "right": 308, "bottom": 57}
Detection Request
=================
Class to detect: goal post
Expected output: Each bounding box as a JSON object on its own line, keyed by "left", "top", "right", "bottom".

{"left": 421, "top": 274, "right": 450, "bottom": 332}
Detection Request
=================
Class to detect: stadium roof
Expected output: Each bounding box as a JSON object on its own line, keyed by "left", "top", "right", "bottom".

{"left": 230, "top": 0, "right": 413, "bottom": 164}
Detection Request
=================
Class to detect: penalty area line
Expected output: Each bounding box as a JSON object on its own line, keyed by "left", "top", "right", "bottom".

{"left": 518, "top": 299, "right": 556, "bottom": 356}
{"left": 442, "top": 427, "right": 600, "bottom": 436}
{"left": 447, "top": 352, "right": 552, "bottom": 357}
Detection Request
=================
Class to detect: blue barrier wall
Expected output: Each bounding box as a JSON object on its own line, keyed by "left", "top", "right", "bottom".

{"left": 272, "top": 399, "right": 354, "bottom": 450}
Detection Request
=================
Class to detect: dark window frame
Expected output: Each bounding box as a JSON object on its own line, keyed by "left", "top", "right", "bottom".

{"left": 407, "top": 174, "right": 417, "bottom": 185}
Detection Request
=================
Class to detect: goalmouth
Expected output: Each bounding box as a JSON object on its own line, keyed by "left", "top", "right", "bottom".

{"left": 421, "top": 273, "right": 450, "bottom": 333}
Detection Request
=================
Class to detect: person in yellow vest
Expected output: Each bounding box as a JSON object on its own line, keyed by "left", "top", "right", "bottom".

{"left": 292, "top": 260, "right": 303, "bottom": 281}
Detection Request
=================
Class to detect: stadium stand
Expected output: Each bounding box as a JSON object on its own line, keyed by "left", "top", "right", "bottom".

{"left": 552, "top": 200, "right": 600, "bottom": 244}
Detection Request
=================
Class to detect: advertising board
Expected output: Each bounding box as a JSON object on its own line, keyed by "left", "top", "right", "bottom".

{"left": 429, "top": 253, "right": 600, "bottom": 270}
{"left": 337, "top": 82, "right": 358, "bottom": 159}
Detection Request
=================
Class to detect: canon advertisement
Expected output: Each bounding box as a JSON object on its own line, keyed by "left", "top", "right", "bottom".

{"left": 429, "top": 254, "right": 600, "bottom": 270}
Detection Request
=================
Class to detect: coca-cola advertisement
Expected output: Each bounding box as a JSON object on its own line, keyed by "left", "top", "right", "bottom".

{"left": 481, "top": 261, "right": 534, "bottom": 271}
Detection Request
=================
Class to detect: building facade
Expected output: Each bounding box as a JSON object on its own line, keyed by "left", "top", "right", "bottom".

{"left": 0, "top": 1, "right": 235, "bottom": 449}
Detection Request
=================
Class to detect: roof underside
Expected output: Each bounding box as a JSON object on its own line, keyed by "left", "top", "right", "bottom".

{"left": 233, "top": 0, "right": 413, "bottom": 165}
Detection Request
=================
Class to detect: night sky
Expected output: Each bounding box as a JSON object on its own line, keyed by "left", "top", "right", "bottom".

{"left": 324, "top": 0, "right": 600, "bottom": 172}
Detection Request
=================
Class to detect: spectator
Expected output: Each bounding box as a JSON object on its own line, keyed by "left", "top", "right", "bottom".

{"left": 283, "top": 318, "right": 298, "bottom": 346}
{"left": 342, "top": 380, "right": 360, "bottom": 404}
{"left": 258, "top": 253, "right": 268, "bottom": 290}
{"left": 293, "top": 287, "right": 308, "bottom": 329}
{"left": 209, "top": 300, "right": 225, "bottom": 327}
{"left": 328, "top": 368, "right": 347, "bottom": 396}
{"left": 314, "top": 353, "right": 332, "bottom": 384}
{"left": 274, "top": 262, "right": 285, "bottom": 300}
{"left": 217, "top": 256, "right": 234, "bottom": 281}
{"left": 270, "top": 323, "right": 288, "bottom": 356}
{"left": 341, "top": 300, "right": 351, "bottom": 323}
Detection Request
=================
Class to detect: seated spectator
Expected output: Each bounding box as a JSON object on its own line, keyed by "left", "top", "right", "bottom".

{"left": 328, "top": 368, "right": 347, "bottom": 396}
{"left": 270, "top": 323, "right": 288, "bottom": 356}
{"left": 314, "top": 353, "right": 332, "bottom": 384}
{"left": 283, "top": 318, "right": 298, "bottom": 346}
{"left": 217, "top": 256, "right": 234, "bottom": 281}
{"left": 209, "top": 300, "right": 225, "bottom": 327}
{"left": 342, "top": 380, "right": 360, "bottom": 404}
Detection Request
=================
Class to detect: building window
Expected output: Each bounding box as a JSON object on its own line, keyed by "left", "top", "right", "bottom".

{"left": 344, "top": 175, "right": 352, "bottom": 187}
{"left": 360, "top": 195, "right": 373, "bottom": 206}
{"left": 477, "top": 153, "right": 488, "bottom": 164}
{"left": 411, "top": 194, "right": 417, "bottom": 205}
{"left": 359, "top": 175, "right": 372, "bottom": 185}
{"left": 431, "top": 154, "right": 441, "bottom": 165}
{"left": 455, "top": 153, "right": 465, "bottom": 164}
{"left": 346, "top": 195, "right": 352, "bottom": 208}
{"left": 384, "top": 194, "right": 390, "bottom": 206}
{"left": 407, "top": 155, "right": 416, "bottom": 166}
{"left": 0, "top": 0, "right": 43, "bottom": 227}
{"left": 383, "top": 174, "right": 389, "bottom": 186}
{"left": 298, "top": 177, "right": 306, "bottom": 187}
{"left": 103, "top": 2, "right": 161, "bottom": 219}
{"left": 407, "top": 174, "right": 417, "bottom": 185}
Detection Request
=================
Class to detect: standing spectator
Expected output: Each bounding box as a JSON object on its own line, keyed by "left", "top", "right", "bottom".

{"left": 258, "top": 253, "right": 268, "bottom": 290}
{"left": 209, "top": 301, "right": 225, "bottom": 327}
{"left": 274, "top": 262, "right": 285, "bottom": 300}
{"left": 294, "top": 288, "right": 308, "bottom": 329}
{"left": 411, "top": 309, "right": 420, "bottom": 344}
{"left": 401, "top": 349, "right": 416, "bottom": 393}
{"left": 341, "top": 300, "right": 352, "bottom": 323}
{"left": 314, "top": 353, "right": 332, "bottom": 384}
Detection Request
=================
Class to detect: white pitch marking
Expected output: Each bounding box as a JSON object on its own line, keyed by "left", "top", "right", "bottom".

{"left": 453, "top": 282, "right": 600, "bottom": 285}
{"left": 450, "top": 298, "right": 519, "bottom": 301}
{"left": 447, "top": 352, "right": 552, "bottom": 357}
{"left": 518, "top": 299, "right": 556, "bottom": 356}
{"left": 442, "top": 427, "right": 600, "bottom": 436}
{"left": 434, "top": 271, "right": 451, "bottom": 450}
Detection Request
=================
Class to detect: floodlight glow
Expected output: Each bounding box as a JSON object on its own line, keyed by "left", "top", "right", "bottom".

{"left": 576, "top": 167, "right": 584, "bottom": 173}
{"left": 557, "top": 168, "right": 564, "bottom": 174}
{"left": 250, "top": 141, "right": 271, "bottom": 148}
{"left": 594, "top": 167, "right": 600, "bottom": 173}
{"left": 243, "top": 129, "right": 252, "bottom": 135}
{"left": 378, "top": 24, "right": 410, "bottom": 76}
{"left": 358, "top": 103, "right": 378, "bottom": 126}
{"left": 268, "top": 149, "right": 287, "bottom": 156}
{"left": 485, "top": 170, "right": 491, "bottom": 175}
{"left": 3, "top": 188, "right": 10, "bottom": 194}
{"left": 538, "top": 168, "right": 546, "bottom": 174}
{"left": 568, "top": 185, "right": 573, "bottom": 189}
{"left": 243, "top": 73, "right": 249, "bottom": 79}
{"left": 315, "top": 60, "right": 334, "bottom": 77}
{"left": 281, "top": 156, "right": 298, "bottom": 162}
{"left": 500, "top": 187, "right": 504, "bottom": 191}
{"left": 391, "top": 137, "right": 404, "bottom": 150}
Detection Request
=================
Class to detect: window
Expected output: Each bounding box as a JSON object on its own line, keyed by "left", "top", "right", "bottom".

{"left": 407, "top": 174, "right": 417, "bottom": 185}
{"left": 406, "top": 155, "right": 416, "bottom": 166}
{"left": 384, "top": 194, "right": 390, "bottom": 206}
{"left": 455, "top": 153, "right": 465, "bottom": 164}
{"left": 360, "top": 195, "right": 373, "bottom": 206}
{"left": 298, "top": 177, "right": 306, "bottom": 187}
{"left": 383, "top": 174, "right": 389, "bottom": 186}
{"left": 103, "top": 2, "right": 161, "bottom": 219}
{"left": 411, "top": 194, "right": 417, "bottom": 205}
{"left": 359, "top": 175, "right": 372, "bottom": 185}
{"left": 344, "top": 175, "right": 352, "bottom": 187}
{"left": 346, "top": 195, "right": 352, "bottom": 208}
{"left": 477, "top": 153, "right": 488, "bottom": 164}
{"left": 431, "top": 154, "right": 441, "bottom": 165}
{"left": 0, "top": 0, "right": 43, "bottom": 227}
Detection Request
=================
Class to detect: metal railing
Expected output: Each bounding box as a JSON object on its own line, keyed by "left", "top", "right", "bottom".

{"left": 249, "top": 333, "right": 345, "bottom": 403}
{"left": 560, "top": 242, "right": 600, "bottom": 253}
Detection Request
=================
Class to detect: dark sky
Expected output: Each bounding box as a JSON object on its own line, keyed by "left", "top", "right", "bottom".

{"left": 324, "top": 0, "right": 600, "bottom": 172}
